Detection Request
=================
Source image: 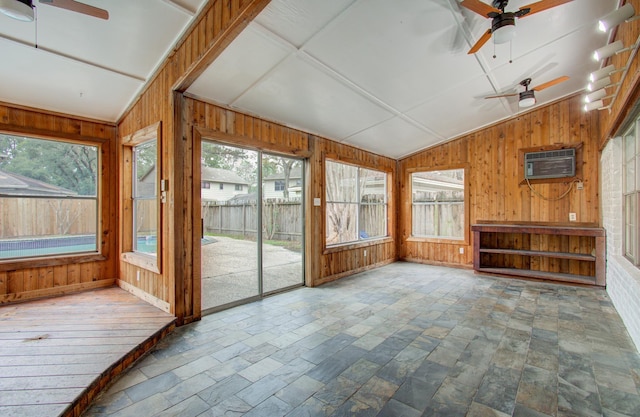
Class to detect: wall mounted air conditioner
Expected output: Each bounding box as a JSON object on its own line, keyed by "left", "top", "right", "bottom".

{"left": 524, "top": 149, "right": 575, "bottom": 180}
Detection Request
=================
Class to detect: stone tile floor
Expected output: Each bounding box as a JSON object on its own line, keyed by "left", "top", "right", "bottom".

{"left": 85, "top": 262, "right": 640, "bottom": 416}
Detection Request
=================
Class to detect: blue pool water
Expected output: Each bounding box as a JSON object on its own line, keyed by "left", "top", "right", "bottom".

{"left": 0, "top": 235, "right": 216, "bottom": 259}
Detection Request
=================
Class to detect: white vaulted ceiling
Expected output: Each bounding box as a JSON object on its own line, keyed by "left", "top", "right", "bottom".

{"left": 187, "top": 0, "right": 618, "bottom": 158}
{"left": 0, "top": 0, "right": 207, "bottom": 121}
{"left": 0, "top": 0, "right": 621, "bottom": 158}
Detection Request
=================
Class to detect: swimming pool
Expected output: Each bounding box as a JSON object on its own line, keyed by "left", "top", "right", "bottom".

{"left": 0, "top": 235, "right": 216, "bottom": 259}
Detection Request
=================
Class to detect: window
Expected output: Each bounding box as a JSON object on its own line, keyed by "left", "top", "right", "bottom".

{"left": 0, "top": 134, "right": 98, "bottom": 260}
{"left": 121, "top": 122, "right": 161, "bottom": 272}
{"left": 275, "top": 180, "right": 285, "bottom": 191}
{"left": 201, "top": 181, "right": 210, "bottom": 189}
{"left": 219, "top": 183, "right": 224, "bottom": 190}
{"left": 325, "top": 160, "right": 387, "bottom": 246}
{"left": 133, "top": 140, "right": 157, "bottom": 255}
{"left": 624, "top": 121, "right": 639, "bottom": 264}
{"left": 235, "top": 184, "right": 243, "bottom": 191}
{"left": 411, "top": 169, "right": 465, "bottom": 240}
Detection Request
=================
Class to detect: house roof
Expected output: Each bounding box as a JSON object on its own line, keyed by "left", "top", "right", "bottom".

{"left": 201, "top": 167, "right": 250, "bottom": 185}
{"left": 263, "top": 167, "right": 302, "bottom": 181}
{"left": 0, "top": 169, "right": 78, "bottom": 197}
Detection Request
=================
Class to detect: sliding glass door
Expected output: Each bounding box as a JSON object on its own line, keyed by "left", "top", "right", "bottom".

{"left": 200, "top": 142, "right": 304, "bottom": 312}
{"left": 261, "top": 153, "right": 304, "bottom": 294}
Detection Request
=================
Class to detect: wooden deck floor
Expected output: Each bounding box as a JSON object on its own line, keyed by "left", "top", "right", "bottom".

{"left": 0, "top": 287, "right": 176, "bottom": 417}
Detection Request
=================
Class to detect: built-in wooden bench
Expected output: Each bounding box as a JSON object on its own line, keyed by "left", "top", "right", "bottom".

{"left": 472, "top": 222, "right": 605, "bottom": 287}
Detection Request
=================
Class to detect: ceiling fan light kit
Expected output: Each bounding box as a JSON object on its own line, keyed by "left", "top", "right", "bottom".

{"left": 0, "top": 0, "right": 33, "bottom": 21}
{"left": 491, "top": 13, "right": 516, "bottom": 44}
{"left": 518, "top": 90, "right": 536, "bottom": 108}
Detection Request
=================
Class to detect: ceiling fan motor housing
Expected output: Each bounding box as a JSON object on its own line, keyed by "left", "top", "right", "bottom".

{"left": 492, "top": 0, "right": 510, "bottom": 10}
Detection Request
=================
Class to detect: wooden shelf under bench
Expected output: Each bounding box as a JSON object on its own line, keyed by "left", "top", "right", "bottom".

{"left": 472, "top": 222, "right": 605, "bottom": 287}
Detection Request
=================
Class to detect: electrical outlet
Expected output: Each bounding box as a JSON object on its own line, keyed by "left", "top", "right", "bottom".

{"left": 569, "top": 212, "right": 577, "bottom": 221}
{"left": 576, "top": 181, "right": 583, "bottom": 190}
{"left": 459, "top": 247, "right": 464, "bottom": 254}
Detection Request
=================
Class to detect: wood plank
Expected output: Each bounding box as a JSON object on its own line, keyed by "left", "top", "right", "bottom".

{"left": 0, "top": 287, "right": 175, "bottom": 417}
{"left": 478, "top": 248, "right": 596, "bottom": 261}
{"left": 476, "top": 267, "right": 597, "bottom": 286}
{"left": 472, "top": 223, "right": 604, "bottom": 287}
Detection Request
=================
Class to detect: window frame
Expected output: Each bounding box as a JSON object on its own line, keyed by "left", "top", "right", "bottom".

{"left": 0, "top": 131, "right": 105, "bottom": 270}
{"left": 623, "top": 119, "right": 640, "bottom": 266}
{"left": 121, "top": 122, "right": 162, "bottom": 273}
{"left": 407, "top": 165, "right": 469, "bottom": 245}
{"left": 324, "top": 158, "right": 390, "bottom": 249}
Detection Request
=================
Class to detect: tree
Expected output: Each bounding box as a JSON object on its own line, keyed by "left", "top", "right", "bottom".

{"left": 201, "top": 142, "right": 256, "bottom": 188}
{"left": 0, "top": 134, "right": 97, "bottom": 195}
{"left": 262, "top": 156, "right": 300, "bottom": 199}
{"left": 325, "top": 161, "right": 358, "bottom": 244}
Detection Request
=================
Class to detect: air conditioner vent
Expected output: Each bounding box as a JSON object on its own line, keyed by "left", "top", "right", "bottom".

{"left": 525, "top": 148, "right": 575, "bottom": 180}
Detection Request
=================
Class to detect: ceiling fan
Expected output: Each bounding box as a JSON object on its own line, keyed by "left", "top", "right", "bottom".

{"left": 0, "top": 0, "right": 109, "bottom": 22}
{"left": 461, "top": 0, "right": 573, "bottom": 54}
{"left": 485, "top": 75, "right": 569, "bottom": 108}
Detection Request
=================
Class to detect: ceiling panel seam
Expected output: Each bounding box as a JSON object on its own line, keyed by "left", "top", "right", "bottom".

{"left": 227, "top": 23, "right": 298, "bottom": 107}
{"left": 161, "top": 0, "right": 197, "bottom": 16}
{"left": 0, "top": 35, "right": 146, "bottom": 82}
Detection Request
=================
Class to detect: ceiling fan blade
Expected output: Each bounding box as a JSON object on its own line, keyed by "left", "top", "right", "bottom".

{"left": 532, "top": 75, "right": 569, "bottom": 91}
{"left": 39, "top": 0, "right": 109, "bottom": 20}
{"left": 485, "top": 93, "right": 519, "bottom": 99}
{"left": 468, "top": 29, "right": 492, "bottom": 54}
{"left": 460, "top": 0, "right": 501, "bottom": 18}
{"left": 518, "top": 0, "right": 573, "bottom": 18}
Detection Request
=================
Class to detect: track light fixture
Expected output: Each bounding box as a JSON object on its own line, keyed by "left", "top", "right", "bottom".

{"left": 583, "top": 100, "right": 608, "bottom": 112}
{"left": 589, "top": 65, "right": 617, "bottom": 82}
{"left": 598, "top": 3, "right": 636, "bottom": 33}
{"left": 593, "top": 40, "right": 629, "bottom": 61}
{"left": 0, "top": 0, "right": 34, "bottom": 21}
{"left": 585, "top": 89, "right": 607, "bottom": 103}
{"left": 587, "top": 76, "right": 612, "bottom": 92}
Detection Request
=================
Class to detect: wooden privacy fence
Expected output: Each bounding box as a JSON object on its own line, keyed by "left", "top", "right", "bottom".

{"left": 0, "top": 197, "right": 97, "bottom": 238}
{"left": 203, "top": 200, "right": 302, "bottom": 241}
{"left": 412, "top": 202, "right": 464, "bottom": 238}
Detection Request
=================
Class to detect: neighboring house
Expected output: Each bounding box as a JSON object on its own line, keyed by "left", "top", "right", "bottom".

{"left": 0, "top": 169, "right": 77, "bottom": 197}
{"left": 139, "top": 165, "right": 250, "bottom": 202}
{"left": 263, "top": 168, "right": 302, "bottom": 200}
{"left": 201, "top": 167, "right": 250, "bottom": 202}
{"left": 411, "top": 171, "right": 464, "bottom": 195}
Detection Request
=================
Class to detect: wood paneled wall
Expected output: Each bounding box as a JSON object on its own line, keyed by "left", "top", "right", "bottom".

{"left": 399, "top": 94, "right": 600, "bottom": 267}
{"left": 0, "top": 102, "right": 118, "bottom": 303}
{"left": 116, "top": 0, "right": 270, "bottom": 323}
{"left": 188, "top": 99, "right": 398, "bottom": 288}
{"left": 310, "top": 135, "right": 398, "bottom": 285}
